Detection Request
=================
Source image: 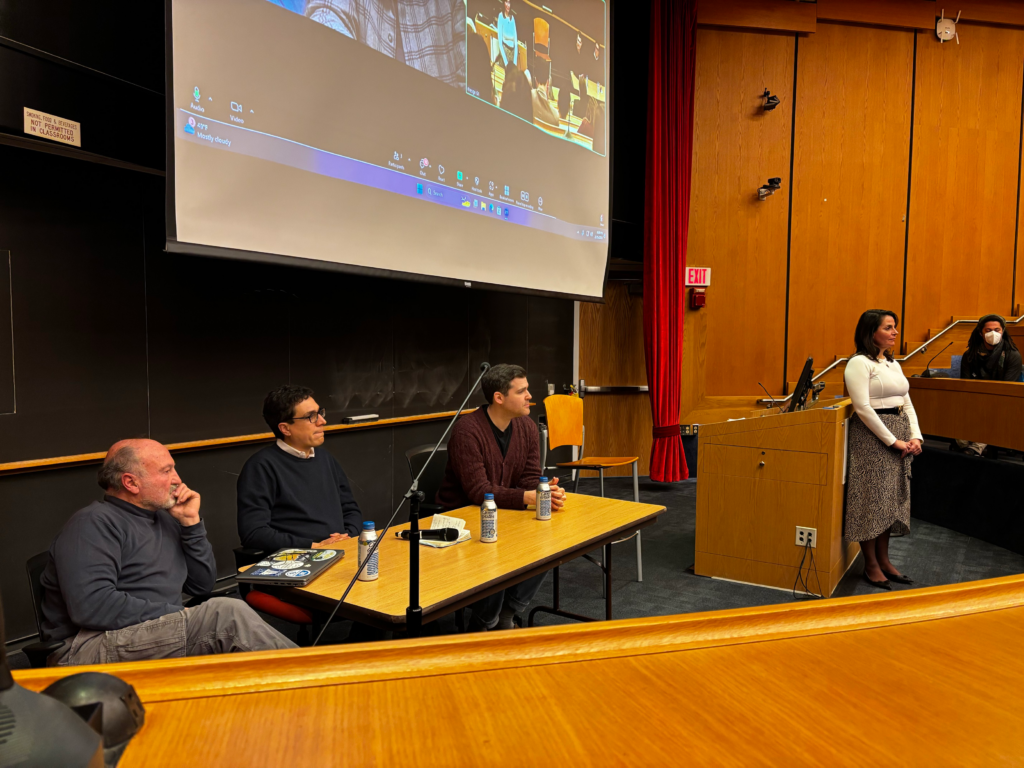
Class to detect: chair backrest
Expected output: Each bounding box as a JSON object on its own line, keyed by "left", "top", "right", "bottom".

{"left": 405, "top": 444, "right": 449, "bottom": 504}
{"left": 533, "top": 18, "right": 550, "bottom": 57}
{"left": 951, "top": 354, "right": 963, "bottom": 379}
{"left": 25, "top": 551, "right": 50, "bottom": 635}
{"left": 544, "top": 394, "right": 583, "bottom": 449}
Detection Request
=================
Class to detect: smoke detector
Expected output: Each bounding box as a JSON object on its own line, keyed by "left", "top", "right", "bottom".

{"left": 937, "top": 9, "right": 960, "bottom": 44}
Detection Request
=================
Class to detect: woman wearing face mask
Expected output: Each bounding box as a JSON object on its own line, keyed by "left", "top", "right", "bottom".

{"left": 844, "top": 309, "right": 923, "bottom": 590}
{"left": 954, "top": 315, "right": 1022, "bottom": 456}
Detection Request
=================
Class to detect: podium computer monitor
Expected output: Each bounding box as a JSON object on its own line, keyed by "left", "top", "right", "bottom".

{"left": 785, "top": 356, "right": 814, "bottom": 413}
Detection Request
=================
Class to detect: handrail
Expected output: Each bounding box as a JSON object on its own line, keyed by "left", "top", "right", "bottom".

{"left": 0, "top": 409, "right": 478, "bottom": 477}
{"left": 756, "top": 314, "right": 1024, "bottom": 404}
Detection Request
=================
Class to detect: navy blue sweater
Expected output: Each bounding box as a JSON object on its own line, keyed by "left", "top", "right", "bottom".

{"left": 40, "top": 496, "right": 217, "bottom": 642}
{"left": 236, "top": 444, "right": 363, "bottom": 551}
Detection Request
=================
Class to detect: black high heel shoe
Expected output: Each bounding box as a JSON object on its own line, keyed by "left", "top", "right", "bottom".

{"left": 862, "top": 572, "right": 892, "bottom": 590}
{"left": 882, "top": 570, "right": 914, "bottom": 585}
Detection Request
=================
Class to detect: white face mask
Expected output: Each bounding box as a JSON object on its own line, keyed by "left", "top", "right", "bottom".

{"left": 985, "top": 330, "right": 1003, "bottom": 346}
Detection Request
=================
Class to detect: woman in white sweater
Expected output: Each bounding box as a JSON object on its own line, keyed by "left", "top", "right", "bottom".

{"left": 844, "top": 309, "right": 923, "bottom": 590}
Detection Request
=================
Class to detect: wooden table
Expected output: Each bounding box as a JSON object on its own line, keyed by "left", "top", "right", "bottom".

{"left": 253, "top": 493, "right": 665, "bottom": 630}
{"left": 910, "top": 376, "right": 1024, "bottom": 451}
{"left": 16, "top": 574, "right": 1024, "bottom": 765}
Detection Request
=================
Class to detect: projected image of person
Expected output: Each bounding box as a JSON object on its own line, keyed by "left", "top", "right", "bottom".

{"left": 531, "top": 61, "right": 560, "bottom": 128}
{"left": 501, "top": 67, "right": 534, "bottom": 123}
{"left": 575, "top": 78, "right": 605, "bottom": 153}
{"left": 269, "top": 0, "right": 467, "bottom": 88}
{"left": 496, "top": 0, "right": 519, "bottom": 68}
{"left": 467, "top": 27, "right": 496, "bottom": 103}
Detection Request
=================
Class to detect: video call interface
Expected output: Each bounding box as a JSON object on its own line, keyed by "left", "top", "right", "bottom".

{"left": 176, "top": 0, "right": 609, "bottom": 248}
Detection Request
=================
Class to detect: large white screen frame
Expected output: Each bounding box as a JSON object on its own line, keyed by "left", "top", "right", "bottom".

{"left": 166, "top": 0, "right": 612, "bottom": 300}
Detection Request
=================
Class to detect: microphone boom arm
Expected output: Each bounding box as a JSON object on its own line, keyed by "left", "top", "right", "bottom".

{"left": 312, "top": 362, "right": 492, "bottom": 645}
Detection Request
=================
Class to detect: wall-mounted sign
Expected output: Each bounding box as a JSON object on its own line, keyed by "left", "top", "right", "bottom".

{"left": 23, "top": 108, "right": 81, "bottom": 147}
{"left": 685, "top": 267, "right": 711, "bottom": 287}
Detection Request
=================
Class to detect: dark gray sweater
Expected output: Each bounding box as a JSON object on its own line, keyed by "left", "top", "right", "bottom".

{"left": 40, "top": 496, "right": 217, "bottom": 642}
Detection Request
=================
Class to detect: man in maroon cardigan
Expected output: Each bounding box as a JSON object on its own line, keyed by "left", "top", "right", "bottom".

{"left": 436, "top": 363, "right": 565, "bottom": 630}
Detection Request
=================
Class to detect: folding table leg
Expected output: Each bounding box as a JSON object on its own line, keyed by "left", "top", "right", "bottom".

{"left": 633, "top": 461, "right": 642, "bottom": 583}
{"left": 605, "top": 538, "right": 613, "bottom": 621}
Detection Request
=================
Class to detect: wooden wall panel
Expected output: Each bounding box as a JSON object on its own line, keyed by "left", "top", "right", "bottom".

{"left": 787, "top": 22, "right": 915, "bottom": 381}
{"left": 955, "top": 2, "right": 1024, "bottom": 27}
{"left": 816, "top": 0, "right": 935, "bottom": 30}
{"left": 696, "top": 0, "right": 816, "bottom": 33}
{"left": 904, "top": 26, "right": 1024, "bottom": 346}
{"left": 578, "top": 282, "right": 650, "bottom": 477}
{"left": 578, "top": 282, "right": 646, "bottom": 386}
{"left": 684, "top": 28, "right": 794, "bottom": 414}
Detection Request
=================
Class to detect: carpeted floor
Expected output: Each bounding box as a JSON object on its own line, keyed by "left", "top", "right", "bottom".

{"left": 8, "top": 475, "right": 1024, "bottom": 662}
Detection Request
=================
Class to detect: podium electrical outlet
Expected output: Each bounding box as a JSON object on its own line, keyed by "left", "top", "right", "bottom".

{"left": 796, "top": 527, "right": 817, "bottom": 548}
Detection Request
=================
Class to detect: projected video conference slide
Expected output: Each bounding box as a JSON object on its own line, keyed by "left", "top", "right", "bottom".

{"left": 168, "top": 0, "right": 610, "bottom": 299}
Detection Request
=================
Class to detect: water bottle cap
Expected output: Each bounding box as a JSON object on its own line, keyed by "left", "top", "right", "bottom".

{"left": 539, "top": 477, "right": 548, "bottom": 482}
{"left": 484, "top": 493, "right": 494, "bottom": 500}
{"left": 362, "top": 521, "right": 375, "bottom": 529}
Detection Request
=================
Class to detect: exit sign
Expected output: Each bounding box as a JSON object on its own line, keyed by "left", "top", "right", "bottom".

{"left": 685, "top": 267, "right": 711, "bottom": 286}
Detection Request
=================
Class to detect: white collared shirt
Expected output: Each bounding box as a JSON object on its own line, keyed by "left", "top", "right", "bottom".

{"left": 276, "top": 439, "right": 315, "bottom": 459}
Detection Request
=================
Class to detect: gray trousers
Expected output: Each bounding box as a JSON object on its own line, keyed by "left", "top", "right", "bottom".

{"left": 52, "top": 597, "right": 296, "bottom": 666}
{"left": 471, "top": 572, "right": 547, "bottom": 629}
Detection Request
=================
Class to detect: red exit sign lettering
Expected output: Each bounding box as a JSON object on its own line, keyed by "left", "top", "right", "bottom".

{"left": 685, "top": 267, "right": 711, "bottom": 287}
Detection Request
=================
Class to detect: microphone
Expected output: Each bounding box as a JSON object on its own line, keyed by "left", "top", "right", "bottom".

{"left": 919, "top": 342, "right": 953, "bottom": 378}
{"left": 313, "top": 361, "right": 493, "bottom": 645}
{"left": 395, "top": 528, "right": 460, "bottom": 542}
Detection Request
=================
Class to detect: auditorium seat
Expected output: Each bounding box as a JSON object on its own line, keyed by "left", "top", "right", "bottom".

{"left": 21, "top": 552, "right": 65, "bottom": 668}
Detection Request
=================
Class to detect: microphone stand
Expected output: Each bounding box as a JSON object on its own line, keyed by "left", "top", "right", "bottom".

{"left": 918, "top": 342, "right": 953, "bottom": 378}
{"left": 313, "top": 362, "right": 492, "bottom": 645}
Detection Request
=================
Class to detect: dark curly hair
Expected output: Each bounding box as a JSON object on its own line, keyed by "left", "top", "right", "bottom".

{"left": 263, "top": 384, "right": 315, "bottom": 440}
{"left": 962, "top": 314, "right": 1019, "bottom": 370}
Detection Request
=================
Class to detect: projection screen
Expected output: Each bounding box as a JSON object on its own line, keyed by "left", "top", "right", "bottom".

{"left": 166, "top": 0, "right": 611, "bottom": 300}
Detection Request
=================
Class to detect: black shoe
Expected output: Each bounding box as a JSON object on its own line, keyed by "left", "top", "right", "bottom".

{"left": 862, "top": 573, "right": 892, "bottom": 590}
{"left": 882, "top": 570, "right": 914, "bottom": 585}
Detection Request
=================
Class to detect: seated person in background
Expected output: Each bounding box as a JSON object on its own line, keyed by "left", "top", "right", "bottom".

{"left": 501, "top": 67, "right": 534, "bottom": 123}
{"left": 467, "top": 28, "right": 495, "bottom": 104}
{"left": 531, "top": 62, "right": 561, "bottom": 127}
{"left": 40, "top": 439, "right": 295, "bottom": 666}
{"left": 238, "top": 385, "right": 363, "bottom": 552}
{"left": 496, "top": 0, "right": 518, "bottom": 69}
{"left": 437, "top": 364, "right": 565, "bottom": 630}
{"left": 955, "top": 315, "right": 1023, "bottom": 456}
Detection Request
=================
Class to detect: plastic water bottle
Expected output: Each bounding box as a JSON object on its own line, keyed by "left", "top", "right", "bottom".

{"left": 536, "top": 477, "right": 552, "bottom": 521}
{"left": 358, "top": 521, "right": 379, "bottom": 581}
{"left": 480, "top": 493, "right": 498, "bottom": 543}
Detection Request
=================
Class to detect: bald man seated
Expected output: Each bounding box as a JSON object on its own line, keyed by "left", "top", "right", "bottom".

{"left": 39, "top": 439, "right": 296, "bottom": 666}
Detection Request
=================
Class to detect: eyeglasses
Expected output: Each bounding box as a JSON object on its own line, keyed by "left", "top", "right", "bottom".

{"left": 288, "top": 407, "right": 326, "bottom": 425}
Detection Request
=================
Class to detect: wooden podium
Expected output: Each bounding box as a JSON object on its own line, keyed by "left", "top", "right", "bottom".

{"left": 696, "top": 401, "right": 860, "bottom": 596}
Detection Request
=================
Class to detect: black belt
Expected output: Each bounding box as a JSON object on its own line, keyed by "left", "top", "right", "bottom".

{"left": 873, "top": 407, "right": 903, "bottom": 415}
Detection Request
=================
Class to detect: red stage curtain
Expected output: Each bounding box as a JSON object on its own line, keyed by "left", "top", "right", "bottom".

{"left": 643, "top": 0, "right": 696, "bottom": 482}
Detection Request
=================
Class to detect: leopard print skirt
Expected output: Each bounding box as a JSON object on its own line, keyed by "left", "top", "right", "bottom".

{"left": 844, "top": 411, "right": 912, "bottom": 542}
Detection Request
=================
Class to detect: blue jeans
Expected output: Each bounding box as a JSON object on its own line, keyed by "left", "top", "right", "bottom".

{"left": 471, "top": 572, "right": 547, "bottom": 629}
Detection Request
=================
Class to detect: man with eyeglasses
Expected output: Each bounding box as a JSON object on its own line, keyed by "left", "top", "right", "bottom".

{"left": 237, "top": 385, "right": 363, "bottom": 552}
